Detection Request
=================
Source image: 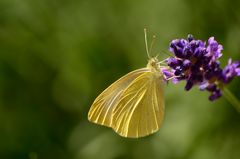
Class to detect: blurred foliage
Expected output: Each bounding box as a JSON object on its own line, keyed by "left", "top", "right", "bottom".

{"left": 0, "top": 0, "right": 240, "bottom": 159}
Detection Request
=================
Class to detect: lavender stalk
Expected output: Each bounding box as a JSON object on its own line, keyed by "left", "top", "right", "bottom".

{"left": 222, "top": 87, "right": 240, "bottom": 113}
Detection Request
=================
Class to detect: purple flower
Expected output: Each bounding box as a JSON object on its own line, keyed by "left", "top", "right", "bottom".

{"left": 161, "top": 68, "right": 174, "bottom": 81}
{"left": 166, "top": 35, "right": 239, "bottom": 101}
{"left": 185, "top": 80, "right": 193, "bottom": 91}
{"left": 169, "top": 39, "right": 188, "bottom": 58}
{"left": 209, "top": 89, "right": 222, "bottom": 101}
{"left": 206, "top": 37, "right": 223, "bottom": 62}
{"left": 220, "top": 59, "right": 240, "bottom": 83}
{"left": 166, "top": 58, "right": 181, "bottom": 69}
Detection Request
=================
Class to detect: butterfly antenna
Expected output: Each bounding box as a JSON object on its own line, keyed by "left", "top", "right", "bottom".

{"left": 161, "top": 50, "right": 174, "bottom": 58}
{"left": 149, "top": 35, "right": 156, "bottom": 57}
{"left": 144, "top": 28, "right": 151, "bottom": 59}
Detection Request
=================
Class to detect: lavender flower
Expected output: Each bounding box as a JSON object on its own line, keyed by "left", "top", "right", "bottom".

{"left": 161, "top": 68, "right": 174, "bottom": 80}
{"left": 220, "top": 59, "right": 240, "bottom": 83}
{"left": 166, "top": 35, "right": 240, "bottom": 101}
{"left": 206, "top": 37, "right": 223, "bottom": 61}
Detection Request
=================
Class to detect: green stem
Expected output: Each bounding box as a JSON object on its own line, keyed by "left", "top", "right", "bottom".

{"left": 222, "top": 87, "right": 240, "bottom": 113}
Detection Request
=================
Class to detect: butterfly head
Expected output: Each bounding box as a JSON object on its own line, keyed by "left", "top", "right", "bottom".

{"left": 147, "top": 57, "right": 160, "bottom": 72}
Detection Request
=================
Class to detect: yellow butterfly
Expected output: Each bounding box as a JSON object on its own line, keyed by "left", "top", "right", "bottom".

{"left": 88, "top": 29, "right": 166, "bottom": 138}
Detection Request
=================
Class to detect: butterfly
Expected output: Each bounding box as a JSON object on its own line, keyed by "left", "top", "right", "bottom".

{"left": 88, "top": 29, "right": 167, "bottom": 138}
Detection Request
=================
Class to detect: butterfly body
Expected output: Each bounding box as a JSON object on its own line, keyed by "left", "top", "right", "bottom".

{"left": 88, "top": 58, "right": 165, "bottom": 138}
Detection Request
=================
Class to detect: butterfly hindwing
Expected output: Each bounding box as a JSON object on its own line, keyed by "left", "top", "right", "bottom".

{"left": 88, "top": 68, "right": 149, "bottom": 127}
{"left": 111, "top": 71, "right": 165, "bottom": 138}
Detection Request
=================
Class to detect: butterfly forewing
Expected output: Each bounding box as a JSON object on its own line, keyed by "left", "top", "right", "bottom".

{"left": 88, "top": 68, "right": 149, "bottom": 127}
{"left": 111, "top": 72, "right": 164, "bottom": 138}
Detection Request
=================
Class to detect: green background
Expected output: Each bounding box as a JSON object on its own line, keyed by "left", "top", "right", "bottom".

{"left": 0, "top": 0, "right": 240, "bottom": 159}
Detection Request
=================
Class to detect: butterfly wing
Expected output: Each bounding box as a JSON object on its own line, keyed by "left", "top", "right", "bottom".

{"left": 111, "top": 72, "right": 165, "bottom": 138}
{"left": 88, "top": 68, "right": 149, "bottom": 127}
